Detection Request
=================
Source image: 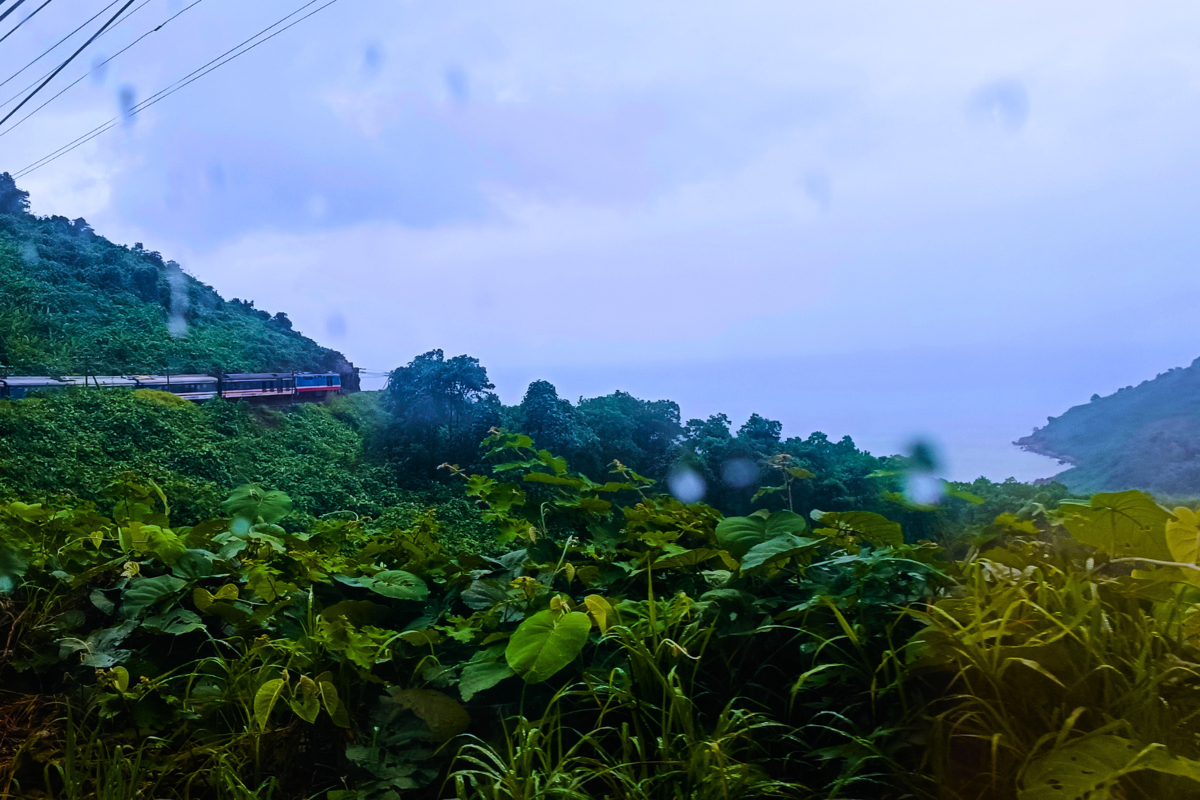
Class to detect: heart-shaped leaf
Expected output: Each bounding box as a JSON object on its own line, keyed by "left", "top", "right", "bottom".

{"left": 506, "top": 609, "right": 591, "bottom": 683}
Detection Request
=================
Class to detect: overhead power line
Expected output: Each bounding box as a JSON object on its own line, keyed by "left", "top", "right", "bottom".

{"left": 0, "top": 0, "right": 122, "bottom": 91}
{"left": 11, "top": 0, "right": 345, "bottom": 179}
{"left": 0, "top": 0, "right": 135, "bottom": 128}
{"left": 0, "top": 0, "right": 149, "bottom": 111}
{"left": 0, "top": 0, "right": 205, "bottom": 139}
{"left": 0, "top": 0, "right": 56, "bottom": 47}
{"left": 0, "top": 0, "right": 27, "bottom": 25}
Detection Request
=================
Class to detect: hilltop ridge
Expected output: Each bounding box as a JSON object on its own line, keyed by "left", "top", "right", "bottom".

{"left": 1016, "top": 357, "right": 1200, "bottom": 495}
{"left": 0, "top": 173, "right": 357, "bottom": 388}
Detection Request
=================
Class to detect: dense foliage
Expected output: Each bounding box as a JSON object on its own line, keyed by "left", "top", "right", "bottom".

{"left": 1016, "top": 357, "right": 1200, "bottom": 496}
{"left": 5, "top": 432, "right": 1200, "bottom": 800}
{"left": 0, "top": 174, "right": 357, "bottom": 386}
{"left": 0, "top": 388, "right": 494, "bottom": 550}
{"left": 377, "top": 350, "right": 1067, "bottom": 543}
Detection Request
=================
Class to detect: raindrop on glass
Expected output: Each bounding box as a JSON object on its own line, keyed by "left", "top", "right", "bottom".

{"left": 667, "top": 467, "right": 706, "bottom": 503}
{"left": 721, "top": 458, "right": 758, "bottom": 489}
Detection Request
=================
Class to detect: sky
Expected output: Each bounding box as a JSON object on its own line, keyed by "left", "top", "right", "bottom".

{"left": 4, "top": 1, "right": 1200, "bottom": 481}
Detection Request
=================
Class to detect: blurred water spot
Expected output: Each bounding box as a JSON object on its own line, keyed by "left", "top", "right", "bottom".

{"left": 325, "top": 312, "right": 347, "bottom": 340}
{"left": 903, "top": 437, "right": 945, "bottom": 505}
{"left": 90, "top": 54, "right": 108, "bottom": 86}
{"left": 166, "top": 261, "right": 189, "bottom": 338}
{"left": 905, "top": 473, "right": 945, "bottom": 506}
{"left": 444, "top": 64, "right": 469, "bottom": 105}
{"left": 306, "top": 194, "right": 329, "bottom": 219}
{"left": 967, "top": 79, "right": 1029, "bottom": 132}
{"left": 362, "top": 43, "right": 383, "bottom": 76}
{"left": 801, "top": 168, "right": 832, "bottom": 211}
{"left": 118, "top": 84, "right": 137, "bottom": 127}
{"left": 206, "top": 163, "right": 225, "bottom": 192}
{"left": 907, "top": 438, "right": 942, "bottom": 473}
{"left": 18, "top": 241, "right": 38, "bottom": 264}
{"left": 668, "top": 467, "right": 706, "bottom": 503}
{"left": 721, "top": 458, "right": 758, "bottom": 489}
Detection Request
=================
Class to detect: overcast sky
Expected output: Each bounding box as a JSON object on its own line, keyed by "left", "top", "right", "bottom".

{"left": 5, "top": 1, "right": 1200, "bottom": 480}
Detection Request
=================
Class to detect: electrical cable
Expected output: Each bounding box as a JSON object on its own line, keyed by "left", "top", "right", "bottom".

{"left": 0, "top": 0, "right": 121, "bottom": 90}
{"left": 0, "top": 0, "right": 204, "bottom": 139}
{"left": 0, "top": 0, "right": 27, "bottom": 25}
{"left": 0, "top": 0, "right": 150, "bottom": 110}
{"left": 0, "top": 0, "right": 55, "bottom": 46}
{"left": 0, "top": 0, "right": 135, "bottom": 128}
{"left": 11, "top": 0, "right": 344, "bottom": 178}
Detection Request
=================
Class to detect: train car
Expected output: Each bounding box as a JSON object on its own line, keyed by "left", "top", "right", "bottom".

{"left": 295, "top": 372, "right": 342, "bottom": 399}
{"left": 63, "top": 375, "right": 139, "bottom": 390}
{"left": 132, "top": 375, "right": 221, "bottom": 401}
{"left": 0, "top": 376, "right": 70, "bottom": 399}
{"left": 220, "top": 373, "right": 296, "bottom": 400}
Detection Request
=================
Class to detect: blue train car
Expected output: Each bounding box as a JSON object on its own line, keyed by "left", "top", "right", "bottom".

{"left": 220, "top": 373, "right": 296, "bottom": 400}
{"left": 0, "top": 376, "right": 70, "bottom": 399}
{"left": 133, "top": 375, "right": 221, "bottom": 401}
{"left": 295, "top": 372, "right": 341, "bottom": 399}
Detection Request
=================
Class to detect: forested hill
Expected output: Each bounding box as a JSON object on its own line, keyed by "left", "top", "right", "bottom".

{"left": 0, "top": 173, "right": 358, "bottom": 387}
{"left": 1016, "top": 357, "right": 1200, "bottom": 495}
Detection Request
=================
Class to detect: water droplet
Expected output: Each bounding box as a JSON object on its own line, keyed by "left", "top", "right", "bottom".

{"left": 668, "top": 467, "right": 706, "bottom": 503}
{"left": 118, "top": 84, "right": 137, "bottom": 127}
{"left": 325, "top": 312, "right": 347, "bottom": 339}
{"left": 801, "top": 168, "right": 831, "bottom": 211}
{"left": 90, "top": 54, "right": 108, "bottom": 86}
{"left": 721, "top": 458, "right": 758, "bottom": 489}
{"left": 444, "top": 64, "right": 469, "bottom": 105}
{"left": 967, "top": 79, "right": 1029, "bottom": 132}
{"left": 306, "top": 194, "right": 328, "bottom": 219}
{"left": 362, "top": 43, "right": 383, "bottom": 76}
{"left": 166, "top": 261, "right": 189, "bottom": 338}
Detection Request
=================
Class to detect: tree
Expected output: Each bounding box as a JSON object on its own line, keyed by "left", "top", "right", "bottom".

{"left": 379, "top": 350, "right": 500, "bottom": 480}
{"left": 576, "top": 391, "right": 683, "bottom": 478}
{"left": 516, "top": 380, "right": 599, "bottom": 467}
{"left": 0, "top": 173, "right": 30, "bottom": 216}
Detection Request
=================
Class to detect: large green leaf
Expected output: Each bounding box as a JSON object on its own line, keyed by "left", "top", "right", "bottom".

{"left": 716, "top": 510, "right": 809, "bottom": 557}
{"left": 58, "top": 620, "right": 137, "bottom": 668}
{"left": 811, "top": 510, "right": 903, "bottom": 548}
{"left": 361, "top": 570, "right": 429, "bottom": 601}
{"left": 740, "top": 534, "right": 821, "bottom": 572}
{"left": 221, "top": 484, "right": 293, "bottom": 525}
{"left": 1166, "top": 507, "right": 1200, "bottom": 566}
{"left": 460, "top": 660, "right": 515, "bottom": 702}
{"left": 120, "top": 575, "right": 187, "bottom": 619}
{"left": 1020, "top": 735, "right": 1200, "bottom": 800}
{"left": 654, "top": 547, "right": 722, "bottom": 570}
{"left": 505, "top": 609, "right": 591, "bottom": 683}
{"left": 0, "top": 546, "right": 28, "bottom": 594}
{"left": 1058, "top": 490, "right": 1173, "bottom": 560}
{"left": 289, "top": 675, "right": 321, "bottom": 724}
{"left": 254, "top": 677, "right": 288, "bottom": 728}
{"left": 142, "top": 608, "right": 205, "bottom": 635}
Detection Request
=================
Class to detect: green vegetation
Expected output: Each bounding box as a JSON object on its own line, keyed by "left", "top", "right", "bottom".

{"left": 5, "top": 432, "right": 1200, "bottom": 799}
{"left": 1017, "top": 358, "right": 1200, "bottom": 496}
{"left": 0, "top": 173, "right": 356, "bottom": 384}
{"left": 0, "top": 388, "right": 495, "bottom": 551}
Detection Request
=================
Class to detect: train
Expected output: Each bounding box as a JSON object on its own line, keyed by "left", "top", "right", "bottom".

{"left": 0, "top": 372, "right": 342, "bottom": 402}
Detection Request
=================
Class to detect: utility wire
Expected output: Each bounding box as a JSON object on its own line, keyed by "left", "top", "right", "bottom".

{"left": 0, "top": 0, "right": 135, "bottom": 128}
{"left": 0, "top": 0, "right": 150, "bottom": 110}
{"left": 0, "top": 0, "right": 121, "bottom": 91}
{"left": 0, "top": 0, "right": 27, "bottom": 26}
{"left": 12, "top": 0, "right": 344, "bottom": 179}
{"left": 0, "top": 0, "right": 204, "bottom": 138}
{"left": 0, "top": 0, "right": 55, "bottom": 46}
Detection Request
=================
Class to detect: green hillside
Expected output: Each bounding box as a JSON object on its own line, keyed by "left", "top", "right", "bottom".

{"left": 0, "top": 173, "right": 357, "bottom": 386}
{"left": 1016, "top": 357, "right": 1200, "bottom": 495}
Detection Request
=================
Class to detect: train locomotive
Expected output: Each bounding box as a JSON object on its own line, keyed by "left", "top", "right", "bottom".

{"left": 0, "top": 372, "right": 342, "bottom": 402}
